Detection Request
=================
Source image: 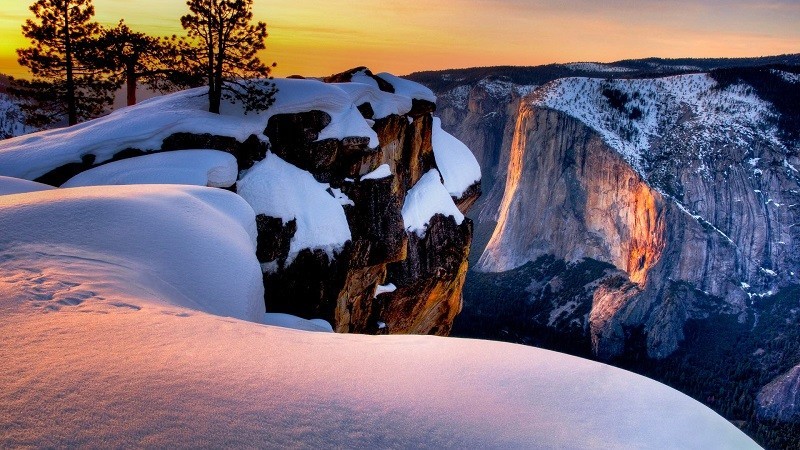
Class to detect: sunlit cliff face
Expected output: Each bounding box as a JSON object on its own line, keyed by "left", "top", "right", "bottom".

{"left": 623, "top": 184, "right": 665, "bottom": 285}
{"left": 483, "top": 103, "right": 532, "bottom": 262}
{"left": 479, "top": 101, "right": 666, "bottom": 286}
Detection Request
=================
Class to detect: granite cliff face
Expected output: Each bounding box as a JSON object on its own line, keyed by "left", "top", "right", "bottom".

{"left": 425, "top": 66, "right": 800, "bottom": 359}
{"left": 0, "top": 68, "right": 480, "bottom": 337}
{"left": 758, "top": 364, "right": 800, "bottom": 423}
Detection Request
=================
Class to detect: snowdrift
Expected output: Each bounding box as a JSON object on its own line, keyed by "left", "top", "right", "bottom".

{"left": 0, "top": 184, "right": 758, "bottom": 448}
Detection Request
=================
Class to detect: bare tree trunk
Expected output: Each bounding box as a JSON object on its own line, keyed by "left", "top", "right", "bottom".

{"left": 63, "top": 0, "right": 77, "bottom": 125}
{"left": 126, "top": 64, "right": 136, "bottom": 106}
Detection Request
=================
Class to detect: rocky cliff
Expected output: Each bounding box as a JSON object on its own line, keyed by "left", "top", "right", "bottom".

{"left": 415, "top": 62, "right": 800, "bottom": 435}
{"left": 0, "top": 67, "right": 481, "bottom": 336}
{"left": 424, "top": 64, "right": 800, "bottom": 357}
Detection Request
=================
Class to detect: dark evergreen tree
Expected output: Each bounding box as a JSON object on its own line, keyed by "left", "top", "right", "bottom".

{"left": 180, "top": 0, "right": 277, "bottom": 114}
{"left": 81, "top": 20, "right": 176, "bottom": 106}
{"left": 15, "top": 0, "right": 114, "bottom": 126}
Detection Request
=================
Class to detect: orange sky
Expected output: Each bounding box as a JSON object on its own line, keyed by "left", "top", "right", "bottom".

{"left": 1, "top": 0, "right": 798, "bottom": 79}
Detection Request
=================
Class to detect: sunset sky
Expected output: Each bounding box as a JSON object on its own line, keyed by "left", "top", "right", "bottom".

{"left": 0, "top": 0, "right": 798, "bottom": 78}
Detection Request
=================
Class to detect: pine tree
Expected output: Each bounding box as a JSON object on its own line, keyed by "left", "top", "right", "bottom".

{"left": 83, "top": 20, "right": 190, "bottom": 106}
{"left": 15, "top": 0, "right": 114, "bottom": 126}
{"left": 180, "top": 0, "right": 277, "bottom": 114}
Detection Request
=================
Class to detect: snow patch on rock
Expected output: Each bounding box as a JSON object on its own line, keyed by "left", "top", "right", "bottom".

{"left": 237, "top": 153, "right": 351, "bottom": 265}
{"left": 402, "top": 169, "right": 464, "bottom": 236}
{"left": 432, "top": 117, "right": 481, "bottom": 197}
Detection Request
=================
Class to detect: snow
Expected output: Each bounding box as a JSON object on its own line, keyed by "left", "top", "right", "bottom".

{"left": 328, "top": 187, "right": 354, "bottom": 206}
{"left": 402, "top": 169, "right": 465, "bottom": 236}
{"left": 373, "top": 283, "right": 397, "bottom": 298}
{"left": 532, "top": 73, "right": 782, "bottom": 175}
{"left": 263, "top": 313, "right": 333, "bottom": 333}
{"left": 0, "top": 184, "right": 264, "bottom": 323}
{"left": 0, "top": 176, "right": 55, "bottom": 195}
{"left": 61, "top": 150, "right": 238, "bottom": 188}
{"left": 333, "top": 82, "right": 413, "bottom": 119}
{"left": 376, "top": 72, "right": 437, "bottom": 103}
{"left": 361, "top": 163, "right": 392, "bottom": 180}
{"left": 432, "top": 117, "right": 481, "bottom": 197}
{"left": 0, "top": 93, "right": 32, "bottom": 139}
{"left": 0, "top": 294, "right": 759, "bottom": 448}
{"left": 0, "top": 78, "right": 380, "bottom": 181}
{"left": 565, "top": 62, "right": 635, "bottom": 73}
{"left": 0, "top": 181, "right": 759, "bottom": 449}
{"left": 350, "top": 69, "right": 381, "bottom": 89}
{"left": 771, "top": 69, "right": 800, "bottom": 84}
{"left": 237, "top": 152, "right": 351, "bottom": 265}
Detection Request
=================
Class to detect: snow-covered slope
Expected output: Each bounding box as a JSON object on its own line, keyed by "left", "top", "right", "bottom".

{"left": 0, "top": 185, "right": 264, "bottom": 323}
{"left": 0, "top": 186, "right": 757, "bottom": 448}
{"left": 0, "top": 79, "right": 379, "bottom": 181}
{"left": 0, "top": 175, "right": 54, "bottom": 195}
{"left": 531, "top": 73, "right": 783, "bottom": 174}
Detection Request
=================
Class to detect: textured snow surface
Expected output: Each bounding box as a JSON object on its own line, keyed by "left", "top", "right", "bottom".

{"left": 432, "top": 117, "right": 481, "bottom": 197}
{"left": 0, "top": 78, "right": 381, "bottom": 180}
{"left": 377, "top": 72, "right": 437, "bottom": 103}
{"left": 533, "top": 73, "right": 782, "bottom": 174}
{"left": 402, "top": 169, "right": 464, "bottom": 236}
{"left": 0, "top": 185, "right": 263, "bottom": 322}
{"left": 61, "top": 150, "right": 238, "bottom": 188}
{"left": 0, "top": 176, "right": 54, "bottom": 195}
{"left": 237, "top": 152, "right": 351, "bottom": 264}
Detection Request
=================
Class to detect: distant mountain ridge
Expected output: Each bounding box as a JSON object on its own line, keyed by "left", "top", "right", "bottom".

{"left": 408, "top": 54, "right": 800, "bottom": 91}
{"left": 413, "top": 56, "right": 800, "bottom": 448}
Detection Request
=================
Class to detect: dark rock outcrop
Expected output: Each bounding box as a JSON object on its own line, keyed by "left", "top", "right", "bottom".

{"left": 758, "top": 364, "right": 800, "bottom": 423}
{"left": 264, "top": 110, "right": 375, "bottom": 183}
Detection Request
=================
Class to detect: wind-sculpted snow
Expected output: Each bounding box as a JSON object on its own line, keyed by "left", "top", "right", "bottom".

{"left": 0, "top": 185, "right": 757, "bottom": 448}
{"left": 0, "top": 175, "right": 54, "bottom": 195}
{"left": 0, "top": 185, "right": 263, "bottom": 322}
{"left": 432, "top": 117, "right": 481, "bottom": 198}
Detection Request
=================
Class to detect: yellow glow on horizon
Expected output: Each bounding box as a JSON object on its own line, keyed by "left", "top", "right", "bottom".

{"left": 0, "top": 0, "right": 798, "bottom": 80}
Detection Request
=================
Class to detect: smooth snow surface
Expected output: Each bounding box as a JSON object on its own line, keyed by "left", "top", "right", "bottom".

{"left": 0, "top": 183, "right": 759, "bottom": 449}
{"left": 237, "top": 153, "right": 351, "bottom": 264}
{"left": 402, "top": 169, "right": 465, "bottom": 236}
{"left": 263, "top": 313, "right": 333, "bottom": 333}
{"left": 0, "top": 296, "right": 758, "bottom": 448}
{"left": 0, "top": 185, "right": 264, "bottom": 323}
{"left": 0, "top": 176, "right": 54, "bottom": 195}
{"left": 361, "top": 163, "right": 392, "bottom": 180}
{"left": 62, "top": 150, "right": 238, "bottom": 188}
{"left": 377, "top": 72, "right": 437, "bottom": 103}
{"left": 432, "top": 117, "right": 481, "bottom": 197}
{"left": 0, "top": 78, "right": 381, "bottom": 180}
